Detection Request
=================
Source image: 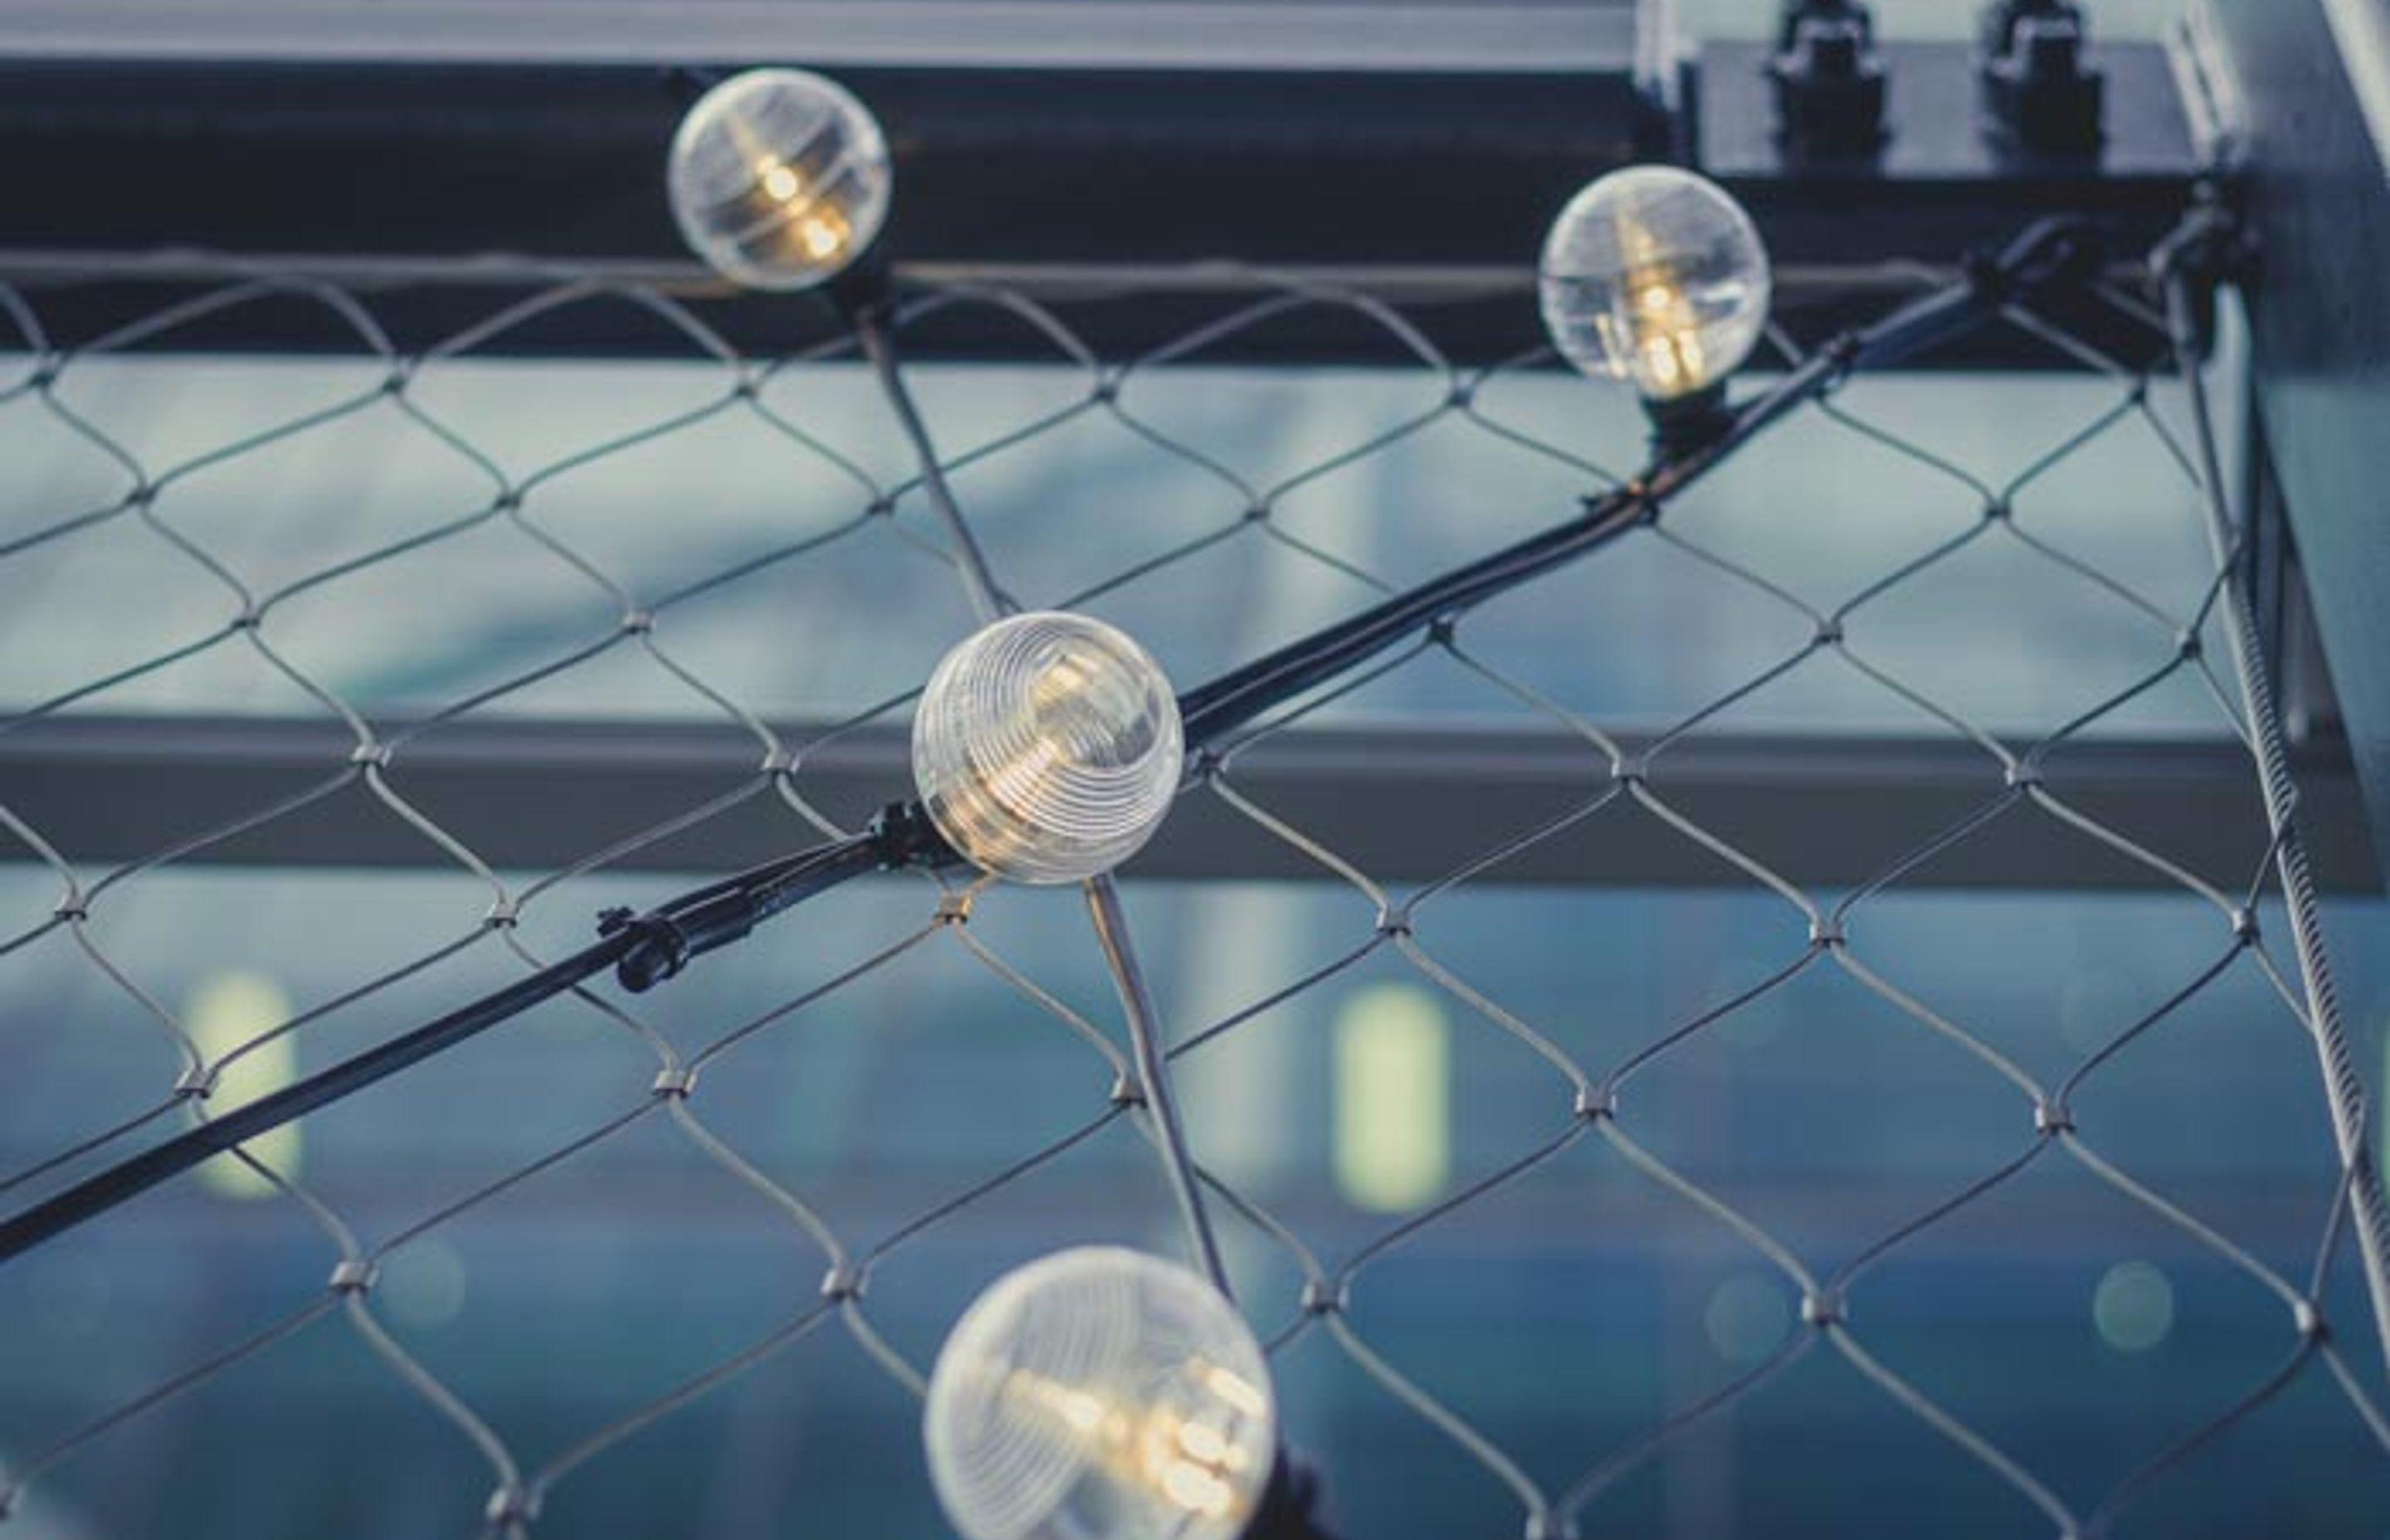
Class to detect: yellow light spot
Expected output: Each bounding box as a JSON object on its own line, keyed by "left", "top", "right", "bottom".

{"left": 1056, "top": 1389, "right": 1105, "bottom": 1432}
{"left": 184, "top": 972, "right": 299, "bottom": 1199}
{"left": 1160, "top": 1461, "right": 1234, "bottom": 1515}
{"left": 1032, "top": 655, "right": 1095, "bottom": 709}
{"left": 1332, "top": 983, "right": 1451, "bottom": 1211}
{"left": 1641, "top": 333, "right": 1685, "bottom": 392}
{"left": 757, "top": 158, "right": 802, "bottom": 203}
{"left": 1198, "top": 1360, "right": 1270, "bottom": 1420}
{"left": 797, "top": 217, "right": 844, "bottom": 260}
{"left": 1177, "top": 1420, "right": 1228, "bottom": 1464}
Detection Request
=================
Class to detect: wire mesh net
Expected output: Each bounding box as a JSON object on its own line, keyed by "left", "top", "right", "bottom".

{"left": 0, "top": 237, "right": 2384, "bottom": 1540}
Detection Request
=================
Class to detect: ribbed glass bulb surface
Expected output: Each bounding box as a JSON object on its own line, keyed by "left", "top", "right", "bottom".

{"left": 912, "top": 612, "right": 1183, "bottom": 885}
{"left": 666, "top": 67, "right": 893, "bottom": 290}
{"left": 1538, "top": 165, "right": 1772, "bottom": 402}
{"left": 924, "top": 1247, "right": 1278, "bottom": 1540}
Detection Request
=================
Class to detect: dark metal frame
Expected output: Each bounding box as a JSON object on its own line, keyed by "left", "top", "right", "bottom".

{"left": 2, "top": 714, "right": 2369, "bottom": 893}
{"left": 0, "top": 6, "right": 2204, "bottom": 366}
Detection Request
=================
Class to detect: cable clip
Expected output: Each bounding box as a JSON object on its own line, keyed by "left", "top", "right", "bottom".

{"left": 870, "top": 800, "right": 952, "bottom": 871}
{"left": 601, "top": 908, "right": 692, "bottom": 992}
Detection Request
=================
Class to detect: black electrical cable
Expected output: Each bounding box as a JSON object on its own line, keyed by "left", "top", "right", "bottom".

{"left": 0, "top": 217, "right": 2095, "bottom": 1269}
{"left": 0, "top": 812, "right": 927, "bottom": 1265}
{"left": 0, "top": 936, "right": 631, "bottom": 1262}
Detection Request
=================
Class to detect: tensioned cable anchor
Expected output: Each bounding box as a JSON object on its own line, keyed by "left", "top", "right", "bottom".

{"left": 0, "top": 216, "right": 2100, "bottom": 1269}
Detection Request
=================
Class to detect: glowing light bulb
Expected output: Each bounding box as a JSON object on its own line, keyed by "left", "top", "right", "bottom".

{"left": 912, "top": 612, "right": 1183, "bottom": 885}
{"left": 666, "top": 67, "right": 893, "bottom": 290}
{"left": 924, "top": 1247, "right": 1278, "bottom": 1540}
{"left": 1538, "top": 165, "right": 1772, "bottom": 403}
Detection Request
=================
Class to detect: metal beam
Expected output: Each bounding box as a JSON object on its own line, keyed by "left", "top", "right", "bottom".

{"left": 0, "top": 37, "right": 2198, "bottom": 364}
{"left": 0, "top": 715, "right": 2373, "bottom": 893}
{"left": 0, "top": 251, "right": 2155, "bottom": 373}
{"left": 0, "top": 1, "right": 1640, "bottom": 72}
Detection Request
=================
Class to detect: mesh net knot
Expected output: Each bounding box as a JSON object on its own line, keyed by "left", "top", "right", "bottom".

{"left": 327, "top": 1259, "right": 379, "bottom": 1295}
{"left": 484, "top": 1484, "right": 541, "bottom": 1528}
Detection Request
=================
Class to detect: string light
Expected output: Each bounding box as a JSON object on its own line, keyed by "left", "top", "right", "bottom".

{"left": 1538, "top": 165, "right": 1772, "bottom": 416}
{"left": 666, "top": 67, "right": 893, "bottom": 291}
{"left": 924, "top": 1247, "right": 1278, "bottom": 1540}
{"left": 912, "top": 612, "right": 1184, "bottom": 885}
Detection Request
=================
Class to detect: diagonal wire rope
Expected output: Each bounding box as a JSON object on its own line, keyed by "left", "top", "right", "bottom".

{"left": 2154, "top": 216, "right": 2390, "bottom": 1377}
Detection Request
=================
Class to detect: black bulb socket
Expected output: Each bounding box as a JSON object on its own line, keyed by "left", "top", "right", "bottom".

{"left": 1642, "top": 382, "right": 1737, "bottom": 458}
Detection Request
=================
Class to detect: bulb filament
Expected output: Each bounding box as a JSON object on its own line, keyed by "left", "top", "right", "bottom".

{"left": 1001, "top": 1364, "right": 1260, "bottom": 1522}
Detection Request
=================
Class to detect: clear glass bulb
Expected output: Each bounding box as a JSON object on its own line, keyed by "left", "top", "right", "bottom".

{"left": 912, "top": 612, "right": 1184, "bottom": 885}
{"left": 666, "top": 67, "right": 894, "bottom": 291}
{"left": 924, "top": 1247, "right": 1278, "bottom": 1540}
{"left": 1538, "top": 165, "right": 1772, "bottom": 402}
